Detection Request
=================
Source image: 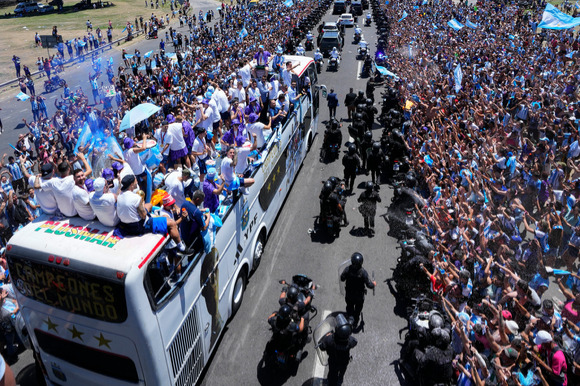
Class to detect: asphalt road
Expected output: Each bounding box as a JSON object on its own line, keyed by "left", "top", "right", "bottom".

{"left": 199, "top": 11, "right": 407, "bottom": 386}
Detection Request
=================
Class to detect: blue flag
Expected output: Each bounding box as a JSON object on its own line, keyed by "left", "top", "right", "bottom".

{"left": 239, "top": 27, "right": 248, "bottom": 38}
{"left": 144, "top": 50, "right": 153, "bottom": 58}
{"left": 375, "top": 65, "right": 399, "bottom": 79}
{"left": 422, "top": 0, "right": 428, "bottom": 4}
{"left": 283, "top": 0, "right": 293, "bottom": 7}
{"left": 448, "top": 19, "right": 464, "bottom": 30}
{"left": 16, "top": 92, "right": 30, "bottom": 101}
{"left": 432, "top": 23, "right": 438, "bottom": 29}
{"left": 398, "top": 11, "right": 408, "bottom": 22}
{"left": 538, "top": 4, "right": 580, "bottom": 30}
{"left": 465, "top": 19, "right": 478, "bottom": 29}
{"left": 454, "top": 64, "right": 463, "bottom": 93}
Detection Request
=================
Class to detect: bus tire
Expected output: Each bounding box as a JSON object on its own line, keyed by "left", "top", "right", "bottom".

{"left": 253, "top": 230, "right": 266, "bottom": 271}
{"left": 231, "top": 267, "right": 247, "bottom": 316}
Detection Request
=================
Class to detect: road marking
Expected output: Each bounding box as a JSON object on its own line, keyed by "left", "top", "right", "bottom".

{"left": 19, "top": 109, "right": 27, "bottom": 113}
{"left": 312, "top": 309, "right": 331, "bottom": 380}
{"left": 356, "top": 61, "right": 362, "bottom": 80}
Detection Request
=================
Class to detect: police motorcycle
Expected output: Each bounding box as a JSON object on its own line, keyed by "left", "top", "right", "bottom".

{"left": 399, "top": 296, "right": 454, "bottom": 386}
{"left": 295, "top": 43, "right": 306, "bottom": 56}
{"left": 314, "top": 48, "right": 324, "bottom": 73}
{"left": 279, "top": 274, "right": 318, "bottom": 321}
{"left": 353, "top": 25, "right": 362, "bottom": 44}
{"left": 364, "top": 13, "right": 372, "bottom": 26}
{"left": 357, "top": 41, "right": 368, "bottom": 60}
{"left": 387, "top": 173, "right": 426, "bottom": 239}
{"left": 320, "top": 119, "right": 343, "bottom": 162}
{"left": 305, "top": 31, "right": 314, "bottom": 51}
{"left": 316, "top": 178, "right": 345, "bottom": 237}
{"left": 328, "top": 48, "right": 340, "bottom": 71}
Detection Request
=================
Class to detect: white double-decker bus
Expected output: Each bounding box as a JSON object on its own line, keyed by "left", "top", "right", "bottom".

{"left": 6, "top": 55, "right": 320, "bottom": 385}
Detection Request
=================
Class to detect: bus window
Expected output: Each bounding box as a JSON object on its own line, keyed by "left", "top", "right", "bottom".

{"left": 144, "top": 245, "right": 204, "bottom": 309}
{"left": 8, "top": 255, "right": 127, "bottom": 323}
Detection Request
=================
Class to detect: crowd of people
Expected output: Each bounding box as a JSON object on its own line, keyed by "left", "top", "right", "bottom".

{"left": 377, "top": 0, "right": 580, "bottom": 384}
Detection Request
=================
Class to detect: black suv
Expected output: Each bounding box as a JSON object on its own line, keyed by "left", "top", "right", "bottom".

{"left": 333, "top": 0, "right": 346, "bottom": 14}
{"left": 350, "top": 1, "right": 363, "bottom": 16}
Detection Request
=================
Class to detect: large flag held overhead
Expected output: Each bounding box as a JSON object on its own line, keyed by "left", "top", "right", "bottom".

{"left": 239, "top": 27, "right": 248, "bottom": 38}
{"left": 465, "top": 19, "right": 478, "bottom": 29}
{"left": 448, "top": 19, "right": 464, "bottom": 30}
{"left": 283, "top": 0, "right": 293, "bottom": 7}
{"left": 398, "top": 11, "right": 408, "bottom": 22}
{"left": 538, "top": 3, "right": 580, "bottom": 30}
{"left": 454, "top": 64, "right": 463, "bottom": 93}
{"left": 375, "top": 64, "right": 399, "bottom": 79}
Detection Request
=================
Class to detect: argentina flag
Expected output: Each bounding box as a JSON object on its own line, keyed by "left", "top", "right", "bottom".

{"left": 448, "top": 19, "right": 464, "bottom": 30}
{"left": 465, "top": 19, "right": 478, "bottom": 29}
{"left": 538, "top": 3, "right": 580, "bottom": 30}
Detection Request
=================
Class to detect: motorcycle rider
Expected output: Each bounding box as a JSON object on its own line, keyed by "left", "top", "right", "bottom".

{"left": 319, "top": 180, "right": 343, "bottom": 228}
{"left": 305, "top": 31, "right": 314, "bottom": 47}
{"left": 342, "top": 144, "right": 360, "bottom": 193}
{"left": 358, "top": 38, "right": 368, "bottom": 54}
{"left": 296, "top": 43, "right": 306, "bottom": 56}
{"left": 340, "top": 252, "right": 376, "bottom": 327}
{"left": 330, "top": 47, "right": 341, "bottom": 66}
{"left": 357, "top": 181, "right": 381, "bottom": 236}
{"left": 367, "top": 142, "right": 383, "bottom": 184}
{"left": 319, "top": 314, "right": 358, "bottom": 386}
{"left": 321, "top": 119, "right": 343, "bottom": 161}
{"left": 365, "top": 13, "right": 371, "bottom": 25}
{"left": 314, "top": 48, "right": 324, "bottom": 73}
{"left": 279, "top": 284, "right": 313, "bottom": 329}
{"left": 328, "top": 176, "right": 349, "bottom": 226}
{"left": 354, "top": 25, "right": 362, "bottom": 42}
{"left": 267, "top": 304, "right": 306, "bottom": 360}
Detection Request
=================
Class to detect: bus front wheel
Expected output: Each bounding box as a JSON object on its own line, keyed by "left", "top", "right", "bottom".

{"left": 252, "top": 230, "right": 266, "bottom": 271}
{"left": 231, "top": 267, "right": 247, "bottom": 316}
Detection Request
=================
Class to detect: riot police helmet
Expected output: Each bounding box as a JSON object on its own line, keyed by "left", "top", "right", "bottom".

{"left": 358, "top": 90, "right": 364, "bottom": 98}
{"left": 322, "top": 181, "right": 334, "bottom": 196}
{"left": 351, "top": 252, "right": 364, "bottom": 267}
{"left": 354, "top": 112, "right": 364, "bottom": 121}
{"left": 366, "top": 98, "right": 373, "bottom": 106}
{"left": 429, "top": 313, "right": 444, "bottom": 330}
{"left": 392, "top": 129, "right": 403, "bottom": 138}
{"left": 365, "top": 181, "right": 374, "bottom": 191}
{"left": 327, "top": 176, "right": 339, "bottom": 187}
{"left": 348, "top": 144, "right": 356, "bottom": 155}
{"left": 335, "top": 323, "right": 352, "bottom": 342}
{"left": 405, "top": 174, "right": 417, "bottom": 188}
{"left": 278, "top": 304, "right": 292, "bottom": 320}
{"left": 372, "top": 141, "right": 381, "bottom": 152}
{"left": 286, "top": 286, "right": 299, "bottom": 303}
{"left": 364, "top": 131, "right": 372, "bottom": 141}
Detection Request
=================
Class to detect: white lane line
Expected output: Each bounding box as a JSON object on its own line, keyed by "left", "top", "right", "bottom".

{"left": 356, "top": 61, "right": 362, "bottom": 80}
{"left": 312, "top": 309, "right": 331, "bottom": 380}
{"left": 18, "top": 109, "right": 27, "bottom": 113}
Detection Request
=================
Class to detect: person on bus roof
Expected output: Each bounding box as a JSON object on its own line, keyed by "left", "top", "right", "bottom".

{"left": 89, "top": 177, "right": 119, "bottom": 227}
{"left": 116, "top": 174, "right": 185, "bottom": 250}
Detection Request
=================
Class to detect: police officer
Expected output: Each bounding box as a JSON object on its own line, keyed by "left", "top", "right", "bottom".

{"left": 320, "top": 180, "right": 343, "bottom": 224}
{"left": 342, "top": 145, "right": 360, "bottom": 193}
{"left": 268, "top": 304, "right": 305, "bottom": 341}
{"left": 319, "top": 314, "right": 358, "bottom": 386}
{"left": 279, "top": 284, "right": 313, "bottom": 328}
{"left": 364, "top": 98, "right": 377, "bottom": 130}
{"left": 340, "top": 252, "right": 376, "bottom": 327}
{"left": 367, "top": 142, "right": 383, "bottom": 184}
{"left": 360, "top": 131, "right": 373, "bottom": 173}
{"left": 357, "top": 181, "right": 381, "bottom": 236}
{"left": 354, "top": 90, "right": 366, "bottom": 107}
{"left": 414, "top": 327, "right": 454, "bottom": 386}
{"left": 328, "top": 176, "right": 349, "bottom": 226}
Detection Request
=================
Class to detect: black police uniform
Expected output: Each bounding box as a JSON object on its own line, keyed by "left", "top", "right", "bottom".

{"left": 359, "top": 138, "right": 372, "bottom": 171}
{"left": 367, "top": 148, "right": 383, "bottom": 184}
{"left": 340, "top": 265, "right": 375, "bottom": 326}
{"left": 357, "top": 188, "right": 381, "bottom": 232}
{"left": 415, "top": 345, "right": 454, "bottom": 386}
{"left": 342, "top": 153, "right": 360, "bottom": 192}
{"left": 319, "top": 332, "right": 358, "bottom": 386}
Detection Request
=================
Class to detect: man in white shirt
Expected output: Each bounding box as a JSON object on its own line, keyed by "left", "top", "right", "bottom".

{"left": 89, "top": 177, "right": 119, "bottom": 227}
{"left": 231, "top": 81, "right": 247, "bottom": 110}
{"left": 154, "top": 124, "right": 172, "bottom": 173}
{"left": 37, "top": 153, "right": 91, "bottom": 217}
{"left": 116, "top": 175, "right": 185, "bottom": 250}
{"left": 23, "top": 162, "right": 57, "bottom": 215}
{"left": 164, "top": 168, "right": 194, "bottom": 208}
{"left": 166, "top": 115, "right": 190, "bottom": 168}
{"left": 72, "top": 168, "right": 96, "bottom": 221}
{"left": 191, "top": 128, "right": 211, "bottom": 183}
{"left": 221, "top": 146, "right": 255, "bottom": 193}
{"left": 246, "top": 114, "right": 272, "bottom": 148}
{"left": 235, "top": 134, "right": 258, "bottom": 175}
{"left": 238, "top": 59, "right": 252, "bottom": 88}
{"left": 281, "top": 61, "right": 299, "bottom": 88}
{"left": 122, "top": 135, "right": 148, "bottom": 192}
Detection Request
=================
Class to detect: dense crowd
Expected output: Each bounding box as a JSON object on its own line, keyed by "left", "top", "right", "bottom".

{"left": 381, "top": 0, "right": 580, "bottom": 384}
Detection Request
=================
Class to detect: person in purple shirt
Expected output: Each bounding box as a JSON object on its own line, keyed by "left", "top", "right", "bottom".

{"left": 253, "top": 45, "right": 271, "bottom": 79}
{"left": 203, "top": 168, "right": 225, "bottom": 213}
{"left": 221, "top": 119, "right": 247, "bottom": 148}
{"left": 244, "top": 96, "right": 261, "bottom": 119}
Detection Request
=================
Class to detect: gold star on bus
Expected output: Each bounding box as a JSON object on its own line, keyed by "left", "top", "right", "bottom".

{"left": 272, "top": 174, "right": 276, "bottom": 182}
{"left": 68, "top": 325, "right": 84, "bottom": 341}
{"left": 44, "top": 317, "right": 58, "bottom": 333}
{"left": 267, "top": 183, "right": 271, "bottom": 192}
{"left": 94, "top": 333, "right": 112, "bottom": 349}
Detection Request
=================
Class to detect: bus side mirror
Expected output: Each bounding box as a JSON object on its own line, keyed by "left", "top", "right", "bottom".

{"left": 318, "top": 85, "right": 328, "bottom": 99}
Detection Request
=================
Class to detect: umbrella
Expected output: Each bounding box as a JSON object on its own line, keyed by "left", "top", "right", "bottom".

{"left": 119, "top": 103, "right": 161, "bottom": 132}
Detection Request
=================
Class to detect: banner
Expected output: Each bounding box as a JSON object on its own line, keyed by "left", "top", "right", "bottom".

{"left": 448, "top": 19, "right": 464, "bottom": 30}
{"left": 538, "top": 3, "right": 580, "bottom": 30}
{"left": 454, "top": 64, "right": 463, "bottom": 93}
{"left": 283, "top": 0, "right": 293, "bottom": 7}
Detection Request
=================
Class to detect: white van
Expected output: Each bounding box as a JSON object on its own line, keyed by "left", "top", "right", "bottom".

{"left": 14, "top": 2, "right": 40, "bottom": 14}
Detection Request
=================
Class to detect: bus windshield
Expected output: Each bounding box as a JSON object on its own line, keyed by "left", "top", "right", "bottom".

{"left": 9, "top": 255, "right": 127, "bottom": 323}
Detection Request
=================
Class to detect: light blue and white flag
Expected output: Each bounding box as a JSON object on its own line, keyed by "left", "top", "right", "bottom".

{"left": 448, "top": 19, "right": 464, "bottom": 30}
{"left": 16, "top": 92, "right": 30, "bottom": 101}
{"left": 465, "top": 19, "right": 478, "bottom": 29}
{"left": 109, "top": 57, "right": 114, "bottom": 66}
{"left": 239, "top": 27, "right": 248, "bottom": 38}
{"left": 576, "top": 1, "right": 580, "bottom": 9}
{"left": 454, "top": 63, "right": 463, "bottom": 93}
{"left": 283, "top": 0, "right": 293, "bottom": 7}
{"left": 422, "top": 0, "right": 428, "bottom": 5}
{"left": 375, "top": 64, "right": 399, "bottom": 79}
{"left": 398, "top": 11, "right": 408, "bottom": 22}
{"left": 538, "top": 3, "right": 580, "bottom": 30}
{"left": 144, "top": 50, "right": 153, "bottom": 58}
{"left": 432, "top": 23, "right": 438, "bottom": 29}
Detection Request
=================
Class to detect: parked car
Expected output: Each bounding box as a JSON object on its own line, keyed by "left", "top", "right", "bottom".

{"left": 38, "top": 3, "right": 54, "bottom": 12}
{"left": 337, "top": 13, "right": 355, "bottom": 27}
{"left": 319, "top": 31, "right": 343, "bottom": 57}
{"left": 14, "top": 1, "right": 40, "bottom": 14}
{"left": 333, "top": 0, "right": 346, "bottom": 14}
